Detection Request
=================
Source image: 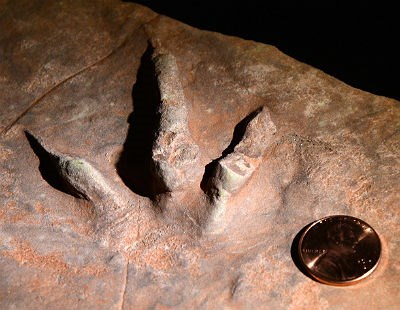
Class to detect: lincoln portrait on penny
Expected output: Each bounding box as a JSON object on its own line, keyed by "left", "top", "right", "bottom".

{"left": 313, "top": 221, "right": 359, "bottom": 281}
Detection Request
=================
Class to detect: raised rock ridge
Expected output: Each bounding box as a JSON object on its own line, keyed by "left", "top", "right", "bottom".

{"left": 0, "top": 1, "right": 399, "bottom": 309}
{"left": 150, "top": 44, "right": 201, "bottom": 194}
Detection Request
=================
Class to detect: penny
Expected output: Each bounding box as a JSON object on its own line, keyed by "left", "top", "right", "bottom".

{"left": 298, "top": 215, "right": 381, "bottom": 286}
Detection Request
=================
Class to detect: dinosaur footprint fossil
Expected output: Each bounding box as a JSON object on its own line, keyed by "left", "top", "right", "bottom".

{"left": 25, "top": 43, "right": 276, "bottom": 242}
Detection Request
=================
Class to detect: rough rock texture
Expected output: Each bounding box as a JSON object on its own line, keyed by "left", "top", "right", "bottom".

{"left": 0, "top": 1, "right": 399, "bottom": 309}
{"left": 204, "top": 106, "right": 276, "bottom": 230}
{"left": 151, "top": 45, "right": 201, "bottom": 193}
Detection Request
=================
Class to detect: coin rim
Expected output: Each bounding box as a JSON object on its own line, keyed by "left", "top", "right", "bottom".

{"left": 298, "top": 215, "right": 381, "bottom": 286}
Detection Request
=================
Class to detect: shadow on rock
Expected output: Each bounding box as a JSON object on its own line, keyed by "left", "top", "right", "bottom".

{"left": 116, "top": 43, "right": 160, "bottom": 198}
{"left": 25, "top": 131, "right": 81, "bottom": 198}
{"left": 290, "top": 222, "right": 315, "bottom": 281}
{"left": 200, "top": 107, "right": 261, "bottom": 194}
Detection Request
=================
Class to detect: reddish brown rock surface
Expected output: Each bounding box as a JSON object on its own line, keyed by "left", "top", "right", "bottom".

{"left": 1, "top": 1, "right": 399, "bottom": 309}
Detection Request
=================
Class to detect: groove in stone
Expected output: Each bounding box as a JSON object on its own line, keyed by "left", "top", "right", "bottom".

{"left": 150, "top": 46, "right": 201, "bottom": 193}
{"left": 203, "top": 106, "right": 276, "bottom": 218}
{"left": 116, "top": 42, "right": 161, "bottom": 199}
{"left": 25, "top": 130, "right": 122, "bottom": 228}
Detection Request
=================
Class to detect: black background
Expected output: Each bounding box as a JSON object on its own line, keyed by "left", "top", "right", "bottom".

{"left": 130, "top": 1, "right": 399, "bottom": 100}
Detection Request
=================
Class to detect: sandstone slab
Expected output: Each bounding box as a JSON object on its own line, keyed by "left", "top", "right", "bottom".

{"left": 0, "top": 1, "right": 399, "bottom": 309}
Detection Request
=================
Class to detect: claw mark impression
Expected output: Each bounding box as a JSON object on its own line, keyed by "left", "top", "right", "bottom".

{"left": 151, "top": 48, "right": 201, "bottom": 193}
{"left": 25, "top": 131, "right": 129, "bottom": 236}
{"left": 205, "top": 106, "right": 276, "bottom": 220}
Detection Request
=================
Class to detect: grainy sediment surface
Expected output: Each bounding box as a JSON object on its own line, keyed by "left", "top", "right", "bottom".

{"left": 0, "top": 1, "right": 399, "bottom": 309}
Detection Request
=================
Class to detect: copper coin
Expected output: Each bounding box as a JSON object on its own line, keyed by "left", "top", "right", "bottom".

{"left": 298, "top": 215, "right": 381, "bottom": 286}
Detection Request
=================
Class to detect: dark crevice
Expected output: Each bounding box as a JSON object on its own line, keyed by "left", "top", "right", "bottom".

{"left": 221, "top": 107, "right": 262, "bottom": 157}
{"left": 25, "top": 131, "right": 82, "bottom": 199}
{"left": 200, "top": 107, "right": 262, "bottom": 194}
{"left": 116, "top": 42, "right": 160, "bottom": 199}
